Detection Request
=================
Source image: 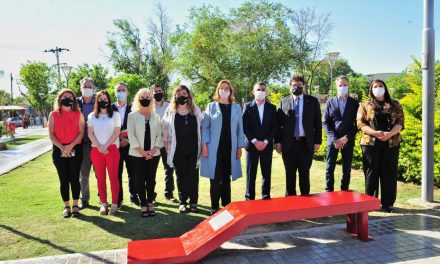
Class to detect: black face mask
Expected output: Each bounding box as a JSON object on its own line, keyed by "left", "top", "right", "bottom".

{"left": 176, "top": 96, "right": 189, "bottom": 105}
{"left": 139, "top": 98, "right": 151, "bottom": 107}
{"left": 98, "top": 100, "right": 109, "bottom": 109}
{"left": 154, "top": 93, "right": 164, "bottom": 101}
{"left": 291, "top": 86, "right": 303, "bottom": 96}
{"left": 61, "top": 98, "right": 73, "bottom": 107}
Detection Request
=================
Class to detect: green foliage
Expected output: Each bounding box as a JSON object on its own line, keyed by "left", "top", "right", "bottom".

{"left": 107, "top": 74, "right": 148, "bottom": 103}
{"left": 0, "top": 90, "right": 11, "bottom": 105}
{"left": 349, "top": 75, "right": 369, "bottom": 100}
{"left": 68, "top": 64, "right": 110, "bottom": 94}
{"left": 386, "top": 73, "right": 411, "bottom": 100}
{"left": 0, "top": 123, "right": 6, "bottom": 138}
{"left": 267, "top": 84, "right": 290, "bottom": 106}
{"left": 311, "top": 58, "right": 356, "bottom": 95}
{"left": 172, "top": 1, "right": 295, "bottom": 107}
{"left": 19, "top": 61, "right": 55, "bottom": 116}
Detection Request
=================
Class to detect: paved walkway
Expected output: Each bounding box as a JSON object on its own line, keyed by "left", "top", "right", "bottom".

{"left": 0, "top": 126, "right": 51, "bottom": 175}
{"left": 1, "top": 211, "right": 439, "bottom": 264}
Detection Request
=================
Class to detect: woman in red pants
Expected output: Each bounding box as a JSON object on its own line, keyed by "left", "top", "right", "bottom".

{"left": 88, "top": 90, "right": 121, "bottom": 215}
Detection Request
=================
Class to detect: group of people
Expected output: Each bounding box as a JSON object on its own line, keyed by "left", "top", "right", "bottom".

{"left": 48, "top": 74, "right": 404, "bottom": 218}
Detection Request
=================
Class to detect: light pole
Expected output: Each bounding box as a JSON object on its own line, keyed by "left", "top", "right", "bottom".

{"left": 61, "top": 65, "right": 73, "bottom": 88}
{"left": 421, "top": 0, "right": 435, "bottom": 202}
{"left": 327, "top": 52, "right": 339, "bottom": 96}
{"left": 44, "top": 47, "right": 70, "bottom": 89}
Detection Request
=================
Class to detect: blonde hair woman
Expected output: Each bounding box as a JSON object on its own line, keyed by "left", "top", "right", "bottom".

{"left": 162, "top": 85, "right": 202, "bottom": 213}
{"left": 127, "top": 88, "right": 163, "bottom": 217}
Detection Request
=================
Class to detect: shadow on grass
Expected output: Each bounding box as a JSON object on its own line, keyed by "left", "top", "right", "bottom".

{"left": 77, "top": 203, "right": 207, "bottom": 241}
{"left": 0, "top": 224, "right": 116, "bottom": 264}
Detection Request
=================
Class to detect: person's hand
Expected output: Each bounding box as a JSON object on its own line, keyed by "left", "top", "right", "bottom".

{"left": 143, "top": 150, "right": 152, "bottom": 160}
{"left": 98, "top": 144, "right": 108, "bottom": 154}
{"left": 254, "top": 141, "right": 267, "bottom": 151}
{"left": 236, "top": 148, "right": 242, "bottom": 159}
{"left": 275, "top": 143, "right": 282, "bottom": 154}
{"left": 375, "top": 130, "right": 385, "bottom": 138}
{"left": 202, "top": 144, "right": 209, "bottom": 158}
{"left": 163, "top": 141, "right": 169, "bottom": 153}
{"left": 378, "top": 131, "right": 392, "bottom": 142}
{"left": 314, "top": 144, "right": 321, "bottom": 152}
{"left": 120, "top": 138, "right": 129, "bottom": 148}
{"left": 334, "top": 136, "right": 348, "bottom": 149}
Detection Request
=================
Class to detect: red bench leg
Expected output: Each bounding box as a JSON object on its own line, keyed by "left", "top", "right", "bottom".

{"left": 346, "top": 213, "right": 357, "bottom": 234}
{"left": 356, "top": 212, "right": 369, "bottom": 241}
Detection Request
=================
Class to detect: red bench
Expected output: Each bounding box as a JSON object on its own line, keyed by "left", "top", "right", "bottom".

{"left": 127, "top": 191, "right": 380, "bottom": 264}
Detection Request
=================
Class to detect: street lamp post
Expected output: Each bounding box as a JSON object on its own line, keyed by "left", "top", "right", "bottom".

{"left": 327, "top": 52, "right": 340, "bottom": 96}
{"left": 61, "top": 65, "right": 73, "bottom": 88}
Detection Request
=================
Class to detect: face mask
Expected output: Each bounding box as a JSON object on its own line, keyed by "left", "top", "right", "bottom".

{"left": 219, "top": 90, "right": 230, "bottom": 100}
{"left": 176, "top": 96, "right": 189, "bottom": 105}
{"left": 98, "top": 100, "right": 109, "bottom": 109}
{"left": 61, "top": 98, "right": 73, "bottom": 107}
{"left": 154, "top": 93, "right": 164, "bottom": 101}
{"left": 337, "top": 86, "right": 349, "bottom": 96}
{"left": 116, "top": 91, "right": 127, "bottom": 101}
{"left": 291, "top": 86, "right": 303, "bottom": 96}
{"left": 139, "top": 98, "right": 151, "bottom": 107}
{"left": 255, "top": 91, "right": 266, "bottom": 101}
{"left": 82, "top": 88, "right": 93, "bottom": 97}
{"left": 372, "top": 87, "right": 385, "bottom": 97}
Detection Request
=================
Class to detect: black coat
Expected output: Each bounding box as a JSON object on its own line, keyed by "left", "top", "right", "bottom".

{"left": 323, "top": 96, "right": 359, "bottom": 145}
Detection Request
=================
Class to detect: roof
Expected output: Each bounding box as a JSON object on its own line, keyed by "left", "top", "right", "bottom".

{"left": 0, "top": 105, "right": 27, "bottom": 111}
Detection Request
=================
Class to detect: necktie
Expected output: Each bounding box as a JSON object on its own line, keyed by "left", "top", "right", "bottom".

{"left": 294, "top": 98, "right": 300, "bottom": 137}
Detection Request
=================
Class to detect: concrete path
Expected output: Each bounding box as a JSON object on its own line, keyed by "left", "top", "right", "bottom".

{"left": 1, "top": 211, "right": 439, "bottom": 264}
{"left": 0, "top": 126, "right": 51, "bottom": 175}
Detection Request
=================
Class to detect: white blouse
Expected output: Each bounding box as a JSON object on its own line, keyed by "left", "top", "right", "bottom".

{"left": 88, "top": 112, "right": 121, "bottom": 148}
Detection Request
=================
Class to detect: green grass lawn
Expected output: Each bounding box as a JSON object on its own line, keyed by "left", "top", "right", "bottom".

{"left": 4, "top": 135, "right": 47, "bottom": 149}
{"left": 0, "top": 151, "right": 439, "bottom": 260}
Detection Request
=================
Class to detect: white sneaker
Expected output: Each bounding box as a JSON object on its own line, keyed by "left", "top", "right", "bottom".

{"left": 108, "top": 204, "right": 118, "bottom": 215}
{"left": 99, "top": 204, "right": 108, "bottom": 215}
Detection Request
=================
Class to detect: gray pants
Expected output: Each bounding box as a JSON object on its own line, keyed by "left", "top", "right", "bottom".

{"left": 80, "top": 142, "right": 92, "bottom": 202}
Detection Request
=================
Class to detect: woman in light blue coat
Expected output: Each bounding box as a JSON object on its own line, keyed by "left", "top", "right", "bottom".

{"left": 201, "top": 79, "right": 245, "bottom": 215}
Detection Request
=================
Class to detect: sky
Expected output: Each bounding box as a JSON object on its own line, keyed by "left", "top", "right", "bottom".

{"left": 0, "top": 0, "right": 439, "bottom": 97}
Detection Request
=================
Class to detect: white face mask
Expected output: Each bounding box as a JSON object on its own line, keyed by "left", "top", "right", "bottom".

{"left": 82, "top": 88, "right": 94, "bottom": 97}
{"left": 337, "top": 86, "right": 348, "bottom": 96}
{"left": 372, "top": 87, "right": 385, "bottom": 97}
{"left": 116, "top": 91, "right": 127, "bottom": 101}
{"left": 255, "top": 91, "right": 266, "bottom": 101}
{"left": 219, "top": 89, "right": 230, "bottom": 100}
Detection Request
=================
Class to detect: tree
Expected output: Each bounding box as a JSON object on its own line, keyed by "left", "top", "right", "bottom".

{"left": 68, "top": 63, "right": 110, "bottom": 94}
{"left": 290, "top": 6, "right": 333, "bottom": 89}
{"left": 349, "top": 75, "right": 370, "bottom": 100}
{"left": 106, "top": 3, "right": 174, "bottom": 92}
{"left": 18, "top": 61, "right": 56, "bottom": 127}
{"left": 172, "top": 1, "right": 295, "bottom": 108}
{"left": 386, "top": 73, "right": 411, "bottom": 100}
{"left": 0, "top": 90, "right": 11, "bottom": 105}
{"left": 312, "top": 58, "right": 356, "bottom": 95}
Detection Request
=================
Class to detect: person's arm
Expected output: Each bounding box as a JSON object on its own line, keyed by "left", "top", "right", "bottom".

{"left": 379, "top": 101, "right": 404, "bottom": 141}
{"left": 201, "top": 103, "right": 211, "bottom": 158}
{"left": 102, "top": 113, "right": 121, "bottom": 150}
{"left": 275, "top": 100, "right": 283, "bottom": 154}
{"left": 265, "top": 104, "right": 278, "bottom": 144}
{"left": 149, "top": 113, "right": 163, "bottom": 156}
{"left": 161, "top": 107, "right": 170, "bottom": 152}
{"left": 242, "top": 103, "right": 256, "bottom": 143}
{"left": 357, "top": 103, "right": 383, "bottom": 138}
{"left": 322, "top": 100, "right": 334, "bottom": 135}
{"left": 313, "top": 98, "right": 322, "bottom": 151}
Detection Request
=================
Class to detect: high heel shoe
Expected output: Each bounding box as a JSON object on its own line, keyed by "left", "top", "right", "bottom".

{"left": 63, "top": 206, "right": 71, "bottom": 218}
{"left": 141, "top": 206, "right": 149, "bottom": 217}
{"left": 148, "top": 203, "right": 156, "bottom": 216}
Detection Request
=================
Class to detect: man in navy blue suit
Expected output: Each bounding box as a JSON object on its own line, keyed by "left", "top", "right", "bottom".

{"left": 323, "top": 76, "right": 359, "bottom": 192}
{"left": 243, "top": 82, "right": 277, "bottom": 200}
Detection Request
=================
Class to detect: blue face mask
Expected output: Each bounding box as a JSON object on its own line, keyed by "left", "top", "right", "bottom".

{"left": 116, "top": 91, "right": 127, "bottom": 101}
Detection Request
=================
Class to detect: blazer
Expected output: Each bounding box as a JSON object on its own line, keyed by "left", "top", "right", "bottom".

{"left": 275, "top": 94, "right": 322, "bottom": 153}
{"left": 112, "top": 103, "right": 131, "bottom": 130}
{"left": 127, "top": 111, "right": 163, "bottom": 157}
{"left": 323, "top": 96, "right": 359, "bottom": 145}
{"left": 200, "top": 102, "right": 245, "bottom": 181}
{"left": 162, "top": 105, "right": 203, "bottom": 169}
{"left": 242, "top": 99, "right": 277, "bottom": 150}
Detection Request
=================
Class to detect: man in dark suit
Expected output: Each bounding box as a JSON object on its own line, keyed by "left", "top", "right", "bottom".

{"left": 275, "top": 76, "right": 322, "bottom": 196}
{"left": 243, "top": 82, "right": 277, "bottom": 200}
{"left": 323, "top": 76, "right": 359, "bottom": 192}
{"left": 112, "top": 82, "right": 138, "bottom": 208}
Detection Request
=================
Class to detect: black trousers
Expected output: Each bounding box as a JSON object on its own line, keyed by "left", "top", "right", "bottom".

{"left": 118, "top": 145, "right": 136, "bottom": 203}
{"left": 132, "top": 155, "right": 160, "bottom": 206}
{"left": 160, "top": 147, "right": 175, "bottom": 198}
{"left": 210, "top": 149, "right": 231, "bottom": 210}
{"left": 282, "top": 140, "right": 313, "bottom": 196}
{"left": 245, "top": 145, "right": 273, "bottom": 200}
{"left": 52, "top": 144, "right": 83, "bottom": 202}
{"left": 361, "top": 144, "right": 399, "bottom": 208}
{"left": 174, "top": 154, "right": 199, "bottom": 206}
{"left": 325, "top": 142, "right": 354, "bottom": 192}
